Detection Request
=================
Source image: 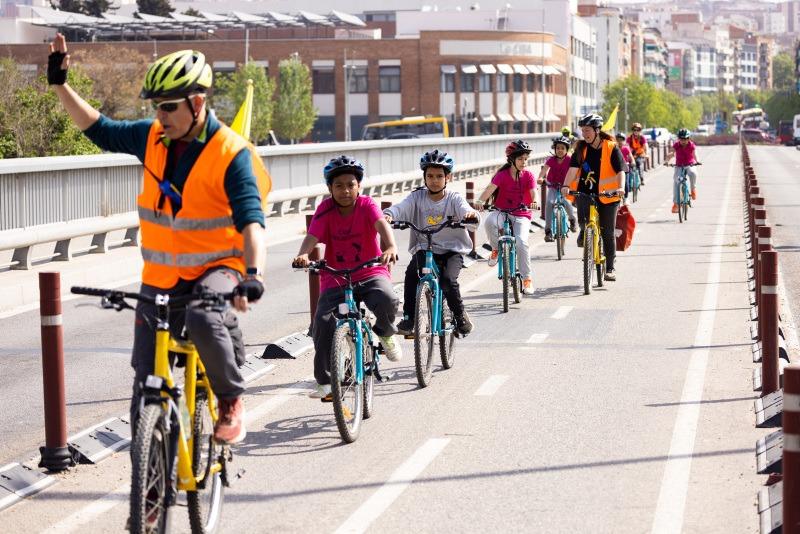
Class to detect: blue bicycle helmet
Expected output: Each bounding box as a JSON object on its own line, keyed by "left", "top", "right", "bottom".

{"left": 323, "top": 155, "right": 365, "bottom": 184}
{"left": 419, "top": 149, "right": 454, "bottom": 173}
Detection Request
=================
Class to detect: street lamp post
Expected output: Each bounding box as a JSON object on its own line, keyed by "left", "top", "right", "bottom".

{"left": 624, "top": 86, "right": 629, "bottom": 133}
{"left": 343, "top": 49, "right": 351, "bottom": 142}
{"left": 244, "top": 26, "right": 249, "bottom": 64}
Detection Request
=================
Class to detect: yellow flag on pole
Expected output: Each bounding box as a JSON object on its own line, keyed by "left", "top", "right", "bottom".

{"left": 602, "top": 104, "right": 620, "bottom": 133}
{"left": 230, "top": 79, "right": 254, "bottom": 141}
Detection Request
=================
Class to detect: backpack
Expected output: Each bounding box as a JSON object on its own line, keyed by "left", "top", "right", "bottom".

{"left": 615, "top": 205, "right": 636, "bottom": 251}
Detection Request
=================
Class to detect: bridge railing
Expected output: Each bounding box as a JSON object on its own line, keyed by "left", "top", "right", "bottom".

{"left": 0, "top": 133, "right": 552, "bottom": 269}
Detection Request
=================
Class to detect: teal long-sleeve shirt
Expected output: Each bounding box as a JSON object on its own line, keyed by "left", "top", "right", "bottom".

{"left": 82, "top": 112, "right": 265, "bottom": 232}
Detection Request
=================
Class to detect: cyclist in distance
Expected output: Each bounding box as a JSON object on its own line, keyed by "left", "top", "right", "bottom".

{"left": 383, "top": 150, "right": 480, "bottom": 336}
{"left": 626, "top": 122, "right": 648, "bottom": 185}
{"left": 561, "top": 114, "right": 626, "bottom": 281}
{"left": 669, "top": 128, "right": 700, "bottom": 213}
{"left": 293, "top": 156, "right": 401, "bottom": 401}
{"left": 47, "top": 34, "right": 271, "bottom": 444}
{"left": 615, "top": 132, "right": 635, "bottom": 201}
{"left": 475, "top": 140, "right": 538, "bottom": 295}
{"left": 538, "top": 136, "right": 577, "bottom": 241}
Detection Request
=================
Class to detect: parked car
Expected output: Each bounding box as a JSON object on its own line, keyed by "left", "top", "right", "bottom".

{"left": 741, "top": 128, "right": 771, "bottom": 143}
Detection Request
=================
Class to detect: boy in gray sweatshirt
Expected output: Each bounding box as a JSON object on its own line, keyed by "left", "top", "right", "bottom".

{"left": 383, "top": 150, "right": 480, "bottom": 336}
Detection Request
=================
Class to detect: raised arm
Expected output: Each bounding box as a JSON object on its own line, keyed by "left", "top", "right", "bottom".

{"left": 48, "top": 33, "right": 100, "bottom": 131}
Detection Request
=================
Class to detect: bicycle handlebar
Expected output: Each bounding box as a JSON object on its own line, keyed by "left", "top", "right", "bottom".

{"left": 390, "top": 217, "right": 474, "bottom": 234}
{"left": 487, "top": 203, "right": 530, "bottom": 213}
{"left": 293, "top": 256, "right": 383, "bottom": 276}
{"left": 566, "top": 190, "right": 620, "bottom": 199}
{"left": 665, "top": 162, "right": 702, "bottom": 167}
{"left": 71, "top": 286, "right": 234, "bottom": 309}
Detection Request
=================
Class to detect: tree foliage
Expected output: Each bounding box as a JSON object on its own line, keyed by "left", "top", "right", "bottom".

{"left": 136, "top": 0, "right": 173, "bottom": 17}
{"left": 272, "top": 55, "right": 317, "bottom": 143}
{"left": 600, "top": 76, "right": 701, "bottom": 133}
{"left": 71, "top": 46, "right": 151, "bottom": 119}
{"left": 49, "top": 0, "right": 116, "bottom": 16}
{"left": 772, "top": 52, "right": 794, "bottom": 93}
{"left": 213, "top": 60, "right": 276, "bottom": 144}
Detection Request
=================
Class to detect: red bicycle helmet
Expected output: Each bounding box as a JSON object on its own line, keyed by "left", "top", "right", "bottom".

{"left": 505, "top": 139, "right": 531, "bottom": 159}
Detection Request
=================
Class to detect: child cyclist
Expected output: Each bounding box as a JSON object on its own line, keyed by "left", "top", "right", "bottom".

{"left": 383, "top": 150, "right": 480, "bottom": 336}
{"left": 615, "top": 132, "right": 636, "bottom": 200}
{"left": 669, "top": 128, "right": 700, "bottom": 213}
{"left": 626, "top": 123, "right": 648, "bottom": 185}
{"left": 293, "top": 156, "right": 401, "bottom": 400}
{"left": 538, "top": 135, "right": 577, "bottom": 242}
{"left": 475, "top": 139, "right": 537, "bottom": 295}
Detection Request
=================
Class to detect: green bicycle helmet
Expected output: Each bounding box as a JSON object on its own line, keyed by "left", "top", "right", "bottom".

{"left": 140, "top": 50, "right": 213, "bottom": 100}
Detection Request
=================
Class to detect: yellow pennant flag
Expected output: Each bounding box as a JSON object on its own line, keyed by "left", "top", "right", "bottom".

{"left": 602, "top": 104, "right": 620, "bottom": 133}
{"left": 230, "top": 79, "right": 254, "bottom": 141}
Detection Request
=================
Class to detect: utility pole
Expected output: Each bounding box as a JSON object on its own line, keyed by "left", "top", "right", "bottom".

{"left": 343, "top": 49, "right": 351, "bottom": 142}
{"left": 624, "top": 86, "right": 629, "bottom": 133}
{"left": 244, "top": 26, "right": 249, "bottom": 65}
{"left": 540, "top": 11, "right": 546, "bottom": 133}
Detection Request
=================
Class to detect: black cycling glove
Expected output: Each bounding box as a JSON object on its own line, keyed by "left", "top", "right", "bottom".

{"left": 234, "top": 278, "right": 264, "bottom": 302}
{"left": 47, "top": 51, "right": 68, "bottom": 85}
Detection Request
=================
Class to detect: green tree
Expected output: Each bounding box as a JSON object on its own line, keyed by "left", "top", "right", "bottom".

{"left": 762, "top": 91, "right": 800, "bottom": 126}
{"left": 136, "top": 0, "right": 173, "bottom": 17}
{"left": 50, "top": 0, "right": 83, "bottom": 12}
{"left": 213, "top": 61, "right": 276, "bottom": 144}
{"left": 601, "top": 76, "right": 659, "bottom": 131}
{"left": 272, "top": 55, "right": 317, "bottom": 143}
{"left": 72, "top": 45, "right": 151, "bottom": 119}
{"left": 772, "top": 52, "right": 794, "bottom": 93}
{"left": 83, "top": 0, "right": 116, "bottom": 16}
{"left": 182, "top": 7, "right": 201, "bottom": 16}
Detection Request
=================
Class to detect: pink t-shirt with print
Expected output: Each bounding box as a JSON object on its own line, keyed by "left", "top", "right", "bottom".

{"left": 308, "top": 196, "right": 389, "bottom": 292}
{"left": 491, "top": 168, "right": 536, "bottom": 219}
{"left": 673, "top": 141, "right": 697, "bottom": 167}
{"left": 544, "top": 156, "right": 571, "bottom": 187}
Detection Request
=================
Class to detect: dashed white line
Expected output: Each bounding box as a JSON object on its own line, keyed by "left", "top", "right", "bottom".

{"left": 474, "top": 375, "right": 509, "bottom": 396}
{"left": 550, "top": 306, "right": 573, "bottom": 320}
{"left": 526, "top": 332, "right": 549, "bottom": 344}
{"left": 333, "top": 438, "right": 450, "bottom": 534}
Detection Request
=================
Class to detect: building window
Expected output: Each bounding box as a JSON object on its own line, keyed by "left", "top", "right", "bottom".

{"left": 479, "top": 73, "right": 492, "bottom": 92}
{"left": 441, "top": 72, "right": 455, "bottom": 92}
{"left": 311, "top": 115, "right": 336, "bottom": 142}
{"left": 461, "top": 73, "right": 475, "bottom": 92}
{"left": 527, "top": 75, "right": 534, "bottom": 91}
{"left": 497, "top": 74, "right": 508, "bottom": 92}
{"left": 312, "top": 67, "right": 335, "bottom": 94}
{"left": 513, "top": 74, "right": 523, "bottom": 92}
{"left": 379, "top": 66, "right": 401, "bottom": 93}
{"left": 348, "top": 66, "right": 368, "bottom": 93}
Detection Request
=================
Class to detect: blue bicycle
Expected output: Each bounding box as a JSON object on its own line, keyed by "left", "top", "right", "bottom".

{"left": 299, "top": 258, "right": 386, "bottom": 443}
{"left": 626, "top": 165, "right": 641, "bottom": 203}
{"left": 392, "top": 218, "right": 471, "bottom": 387}
{"left": 488, "top": 205, "right": 526, "bottom": 313}
{"left": 545, "top": 182, "right": 570, "bottom": 261}
{"left": 668, "top": 162, "right": 701, "bottom": 223}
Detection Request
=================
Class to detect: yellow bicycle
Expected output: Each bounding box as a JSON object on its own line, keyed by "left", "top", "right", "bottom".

{"left": 71, "top": 286, "right": 234, "bottom": 534}
{"left": 569, "top": 191, "right": 617, "bottom": 295}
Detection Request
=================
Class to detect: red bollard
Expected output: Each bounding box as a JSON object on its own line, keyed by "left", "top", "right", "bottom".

{"left": 755, "top": 218, "right": 769, "bottom": 312}
{"left": 749, "top": 196, "right": 764, "bottom": 245}
{"left": 784, "top": 365, "right": 800, "bottom": 533}
{"left": 38, "top": 272, "right": 73, "bottom": 472}
{"left": 305, "top": 214, "right": 322, "bottom": 330}
{"left": 539, "top": 180, "right": 547, "bottom": 221}
{"left": 465, "top": 182, "right": 478, "bottom": 255}
{"left": 759, "top": 250, "right": 780, "bottom": 396}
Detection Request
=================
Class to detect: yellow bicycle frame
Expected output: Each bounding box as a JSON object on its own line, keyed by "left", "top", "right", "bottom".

{"left": 586, "top": 203, "right": 606, "bottom": 267}
{"left": 153, "top": 330, "right": 221, "bottom": 491}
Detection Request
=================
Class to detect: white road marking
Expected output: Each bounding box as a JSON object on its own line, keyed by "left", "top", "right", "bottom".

{"left": 526, "top": 332, "right": 549, "bottom": 344}
{"left": 650, "top": 147, "right": 734, "bottom": 534}
{"left": 333, "top": 438, "right": 450, "bottom": 534}
{"left": 550, "top": 306, "right": 573, "bottom": 319}
{"left": 474, "top": 375, "right": 509, "bottom": 396}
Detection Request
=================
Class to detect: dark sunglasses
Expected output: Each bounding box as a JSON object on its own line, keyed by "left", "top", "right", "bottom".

{"left": 151, "top": 98, "right": 185, "bottom": 113}
{"left": 632, "top": 128, "right": 641, "bottom": 132}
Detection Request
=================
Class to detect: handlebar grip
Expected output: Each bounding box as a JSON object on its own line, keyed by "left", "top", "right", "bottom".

{"left": 71, "top": 286, "right": 111, "bottom": 296}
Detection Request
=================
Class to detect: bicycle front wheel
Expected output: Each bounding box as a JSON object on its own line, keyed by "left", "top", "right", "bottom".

{"left": 414, "top": 282, "right": 435, "bottom": 387}
{"left": 130, "top": 403, "right": 170, "bottom": 534}
{"left": 331, "top": 323, "right": 363, "bottom": 443}
{"left": 555, "top": 210, "right": 564, "bottom": 261}
{"left": 439, "top": 299, "right": 456, "bottom": 370}
{"left": 501, "top": 242, "right": 511, "bottom": 312}
{"left": 596, "top": 231, "right": 605, "bottom": 287}
{"left": 678, "top": 188, "right": 685, "bottom": 223}
{"left": 681, "top": 195, "right": 689, "bottom": 221}
{"left": 187, "top": 391, "right": 224, "bottom": 534}
{"left": 583, "top": 226, "right": 594, "bottom": 295}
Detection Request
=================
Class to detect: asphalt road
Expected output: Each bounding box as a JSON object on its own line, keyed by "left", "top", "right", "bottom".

{"left": 0, "top": 146, "right": 772, "bottom": 532}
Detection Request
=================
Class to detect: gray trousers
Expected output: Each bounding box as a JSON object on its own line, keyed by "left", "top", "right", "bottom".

{"left": 544, "top": 188, "right": 576, "bottom": 233}
{"left": 130, "top": 267, "right": 246, "bottom": 423}
{"left": 312, "top": 276, "right": 398, "bottom": 386}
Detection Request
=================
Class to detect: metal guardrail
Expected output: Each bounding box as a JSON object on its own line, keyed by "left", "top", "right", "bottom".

{"left": 0, "top": 133, "right": 552, "bottom": 269}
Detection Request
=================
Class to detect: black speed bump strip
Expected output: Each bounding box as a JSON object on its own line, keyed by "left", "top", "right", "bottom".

{"left": 757, "top": 480, "right": 782, "bottom": 534}
{"left": 0, "top": 463, "right": 55, "bottom": 512}
{"left": 262, "top": 331, "right": 314, "bottom": 359}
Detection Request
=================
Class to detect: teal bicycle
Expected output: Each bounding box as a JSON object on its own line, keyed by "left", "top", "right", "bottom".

{"left": 392, "top": 217, "right": 473, "bottom": 387}
{"left": 488, "top": 205, "right": 526, "bottom": 312}
{"left": 626, "top": 165, "right": 641, "bottom": 203}
{"left": 545, "top": 182, "right": 570, "bottom": 261}
{"left": 668, "top": 162, "right": 701, "bottom": 223}
{"left": 294, "top": 257, "right": 387, "bottom": 443}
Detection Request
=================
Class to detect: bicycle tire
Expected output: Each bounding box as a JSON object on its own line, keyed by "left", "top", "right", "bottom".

{"left": 362, "top": 326, "right": 375, "bottom": 420}
{"left": 596, "top": 231, "right": 604, "bottom": 287}
{"left": 414, "top": 282, "right": 435, "bottom": 387}
{"left": 632, "top": 183, "right": 638, "bottom": 203}
{"left": 681, "top": 193, "right": 689, "bottom": 222}
{"left": 501, "top": 242, "right": 511, "bottom": 312}
{"left": 331, "top": 323, "right": 363, "bottom": 443}
{"left": 678, "top": 188, "right": 685, "bottom": 223}
{"left": 439, "top": 299, "right": 456, "bottom": 369}
{"left": 130, "top": 403, "right": 170, "bottom": 534}
{"left": 583, "top": 226, "right": 594, "bottom": 295}
{"left": 187, "top": 391, "right": 224, "bottom": 534}
{"left": 555, "top": 209, "right": 564, "bottom": 261}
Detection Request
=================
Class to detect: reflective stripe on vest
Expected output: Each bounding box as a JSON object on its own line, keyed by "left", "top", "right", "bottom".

{"left": 138, "top": 206, "right": 234, "bottom": 231}
{"left": 140, "top": 247, "right": 244, "bottom": 267}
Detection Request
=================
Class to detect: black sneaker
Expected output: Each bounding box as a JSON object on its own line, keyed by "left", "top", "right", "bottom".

{"left": 544, "top": 231, "right": 554, "bottom": 242}
{"left": 577, "top": 230, "right": 584, "bottom": 247}
{"left": 569, "top": 219, "right": 578, "bottom": 233}
{"left": 455, "top": 311, "right": 473, "bottom": 335}
{"left": 396, "top": 318, "right": 413, "bottom": 336}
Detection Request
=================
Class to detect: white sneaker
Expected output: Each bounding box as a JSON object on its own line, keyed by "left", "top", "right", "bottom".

{"left": 379, "top": 335, "right": 403, "bottom": 362}
{"left": 522, "top": 278, "right": 535, "bottom": 295}
{"left": 309, "top": 384, "right": 331, "bottom": 399}
{"left": 487, "top": 249, "right": 499, "bottom": 267}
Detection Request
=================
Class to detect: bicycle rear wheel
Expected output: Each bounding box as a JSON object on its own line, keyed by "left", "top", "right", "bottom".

{"left": 501, "top": 242, "right": 511, "bottom": 312}
{"left": 681, "top": 194, "right": 689, "bottom": 221}
{"left": 596, "top": 232, "right": 605, "bottom": 287}
{"left": 414, "top": 282, "right": 435, "bottom": 387}
{"left": 439, "top": 299, "right": 456, "bottom": 369}
{"left": 331, "top": 323, "right": 363, "bottom": 443}
{"left": 362, "top": 326, "right": 375, "bottom": 420}
{"left": 632, "top": 182, "right": 638, "bottom": 203}
{"left": 187, "top": 391, "right": 224, "bottom": 534}
{"left": 555, "top": 210, "right": 564, "bottom": 261}
{"left": 130, "top": 403, "right": 170, "bottom": 534}
{"left": 583, "top": 226, "right": 594, "bottom": 295}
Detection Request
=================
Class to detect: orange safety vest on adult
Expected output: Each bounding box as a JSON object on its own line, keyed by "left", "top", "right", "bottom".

{"left": 628, "top": 134, "right": 647, "bottom": 156}
{"left": 138, "top": 121, "right": 271, "bottom": 289}
{"left": 567, "top": 139, "right": 622, "bottom": 205}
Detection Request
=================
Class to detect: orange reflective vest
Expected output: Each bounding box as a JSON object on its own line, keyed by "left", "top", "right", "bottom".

{"left": 137, "top": 121, "right": 271, "bottom": 289}
{"left": 568, "top": 139, "right": 621, "bottom": 205}
{"left": 629, "top": 134, "right": 646, "bottom": 156}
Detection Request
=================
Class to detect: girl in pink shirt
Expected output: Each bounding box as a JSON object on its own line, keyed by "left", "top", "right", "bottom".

{"left": 475, "top": 140, "right": 537, "bottom": 295}
{"left": 538, "top": 135, "right": 577, "bottom": 240}
{"left": 615, "top": 132, "right": 635, "bottom": 200}
{"left": 669, "top": 129, "right": 700, "bottom": 212}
